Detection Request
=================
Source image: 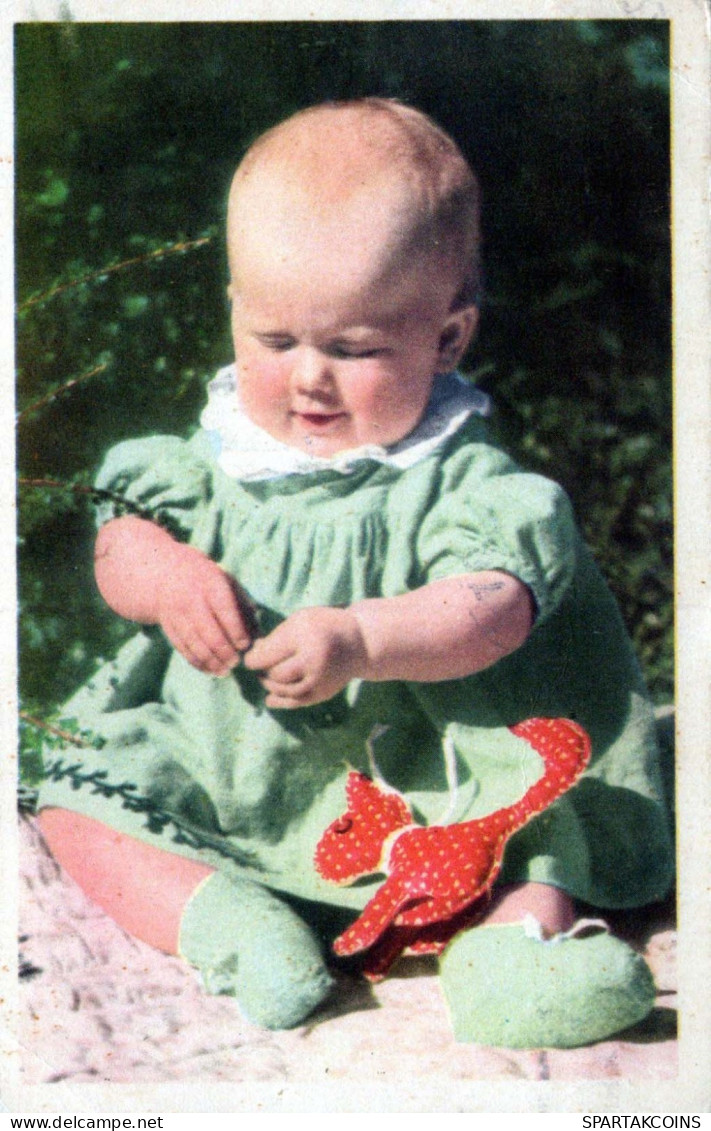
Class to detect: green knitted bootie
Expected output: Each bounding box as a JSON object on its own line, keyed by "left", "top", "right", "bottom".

{"left": 178, "top": 872, "right": 335, "bottom": 1030}
{"left": 439, "top": 919, "right": 656, "bottom": 1049}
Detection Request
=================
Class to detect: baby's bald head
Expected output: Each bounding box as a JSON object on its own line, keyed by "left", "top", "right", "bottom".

{"left": 227, "top": 98, "right": 481, "bottom": 310}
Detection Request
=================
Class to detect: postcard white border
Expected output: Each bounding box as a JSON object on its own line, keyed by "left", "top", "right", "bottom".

{"left": 2, "top": 0, "right": 709, "bottom": 1115}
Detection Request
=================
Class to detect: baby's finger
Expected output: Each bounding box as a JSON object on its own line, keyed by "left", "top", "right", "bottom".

{"left": 210, "top": 605, "right": 251, "bottom": 656}
{"left": 179, "top": 636, "right": 232, "bottom": 675}
{"left": 263, "top": 689, "right": 313, "bottom": 710}
{"left": 259, "top": 656, "right": 305, "bottom": 686}
{"left": 205, "top": 576, "right": 254, "bottom": 652}
{"left": 164, "top": 613, "right": 238, "bottom": 675}
{"left": 188, "top": 606, "right": 243, "bottom": 668}
{"left": 260, "top": 678, "right": 311, "bottom": 704}
{"left": 164, "top": 630, "right": 220, "bottom": 673}
{"left": 199, "top": 633, "right": 241, "bottom": 673}
{"left": 244, "top": 633, "right": 295, "bottom": 672}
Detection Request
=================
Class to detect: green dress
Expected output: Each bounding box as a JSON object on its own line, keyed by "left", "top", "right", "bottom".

{"left": 38, "top": 369, "right": 673, "bottom": 918}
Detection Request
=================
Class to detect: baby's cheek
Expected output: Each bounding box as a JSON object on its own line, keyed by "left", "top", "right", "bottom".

{"left": 347, "top": 373, "right": 396, "bottom": 427}
{"left": 239, "top": 362, "right": 289, "bottom": 420}
{"left": 360, "top": 386, "right": 426, "bottom": 444}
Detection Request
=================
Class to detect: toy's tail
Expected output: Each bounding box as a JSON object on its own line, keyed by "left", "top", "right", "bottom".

{"left": 485, "top": 717, "right": 592, "bottom": 839}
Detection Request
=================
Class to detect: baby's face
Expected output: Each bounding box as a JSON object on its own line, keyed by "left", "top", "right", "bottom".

{"left": 228, "top": 176, "right": 476, "bottom": 457}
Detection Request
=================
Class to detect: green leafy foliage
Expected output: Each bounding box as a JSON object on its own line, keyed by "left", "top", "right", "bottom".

{"left": 16, "top": 21, "right": 673, "bottom": 786}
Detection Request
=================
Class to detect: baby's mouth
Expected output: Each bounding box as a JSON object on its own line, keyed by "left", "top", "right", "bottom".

{"left": 292, "top": 410, "right": 347, "bottom": 428}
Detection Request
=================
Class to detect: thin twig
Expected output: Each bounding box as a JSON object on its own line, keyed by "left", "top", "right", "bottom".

{"left": 17, "top": 235, "right": 214, "bottom": 313}
{"left": 19, "top": 711, "right": 89, "bottom": 748}
{"left": 18, "top": 478, "right": 156, "bottom": 521}
{"left": 18, "top": 477, "right": 181, "bottom": 539}
{"left": 17, "top": 362, "right": 109, "bottom": 423}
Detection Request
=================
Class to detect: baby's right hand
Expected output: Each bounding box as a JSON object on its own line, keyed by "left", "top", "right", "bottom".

{"left": 155, "top": 543, "right": 255, "bottom": 676}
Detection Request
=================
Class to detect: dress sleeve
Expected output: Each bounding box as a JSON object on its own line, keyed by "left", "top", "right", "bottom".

{"left": 93, "top": 434, "right": 214, "bottom": 542}
{"left": 414, "top": 436, "right": 580, "bottom": 624}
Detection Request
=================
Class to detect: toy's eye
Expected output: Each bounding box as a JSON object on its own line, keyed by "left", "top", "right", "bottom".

{"left": 334, "top": 817, "right": 353, "bottom": 834}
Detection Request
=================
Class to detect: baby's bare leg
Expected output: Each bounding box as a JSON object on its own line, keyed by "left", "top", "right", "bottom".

{"left": 38, "top": 807, "right": 213, "bottom": 954}
{"left": 37, "top": 807, "right": 334, "bottom": 1029}
{"left": 479, "top": 881, "right": 576, "bottom": 936}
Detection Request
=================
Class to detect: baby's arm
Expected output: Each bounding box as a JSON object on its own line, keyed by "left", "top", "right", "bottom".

{"left": 94, "top": 515, "right": 254, "bottom": 675}
{"left": 244, "top": 572, "right": 533, "bottom": 708}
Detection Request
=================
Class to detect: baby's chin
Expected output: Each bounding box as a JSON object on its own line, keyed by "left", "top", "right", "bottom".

{"left": 293, "top": 426, "right": 412, "bottom": 459}
{"left": 282, "top": 419, "right": 390, "bottom": 459}
{"left": 292, "top": 432, "right": 370, "bottom": 459}
{"left": 290, "top": 411, "right": 430, "bottom": 458}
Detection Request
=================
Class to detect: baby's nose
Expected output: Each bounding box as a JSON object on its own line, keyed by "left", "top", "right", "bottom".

{"left": 292, "top": 347, "right": 334, "bottom": 392}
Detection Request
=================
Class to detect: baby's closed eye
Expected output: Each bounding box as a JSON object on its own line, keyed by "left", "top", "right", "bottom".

{"left": 254, "top": 333, "right": 296, "bottom": 352}
{"left": 327, "top": 344, "right": 390, "bottom": 360}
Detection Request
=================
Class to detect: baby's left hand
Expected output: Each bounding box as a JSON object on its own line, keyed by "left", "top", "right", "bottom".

{"left": 243, "top": 606, "right": 368, "bottom": 708}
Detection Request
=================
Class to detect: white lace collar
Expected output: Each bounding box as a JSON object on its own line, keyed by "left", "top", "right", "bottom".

{"left": 199, "top": 364, "right": 491, "bottom": 482}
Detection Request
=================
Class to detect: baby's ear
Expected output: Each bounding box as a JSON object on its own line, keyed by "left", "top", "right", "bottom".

{"left": 437, "top": 306, "right": 479, "bottom": 371}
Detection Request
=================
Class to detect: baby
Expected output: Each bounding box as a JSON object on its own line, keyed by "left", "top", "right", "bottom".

{"left": 37, "top": 98, "right": 673, "bottom": 1046}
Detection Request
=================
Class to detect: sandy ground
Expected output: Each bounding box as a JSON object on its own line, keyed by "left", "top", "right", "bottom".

{"left": 15, "top": 812, "right": 677, "bottom": 1092}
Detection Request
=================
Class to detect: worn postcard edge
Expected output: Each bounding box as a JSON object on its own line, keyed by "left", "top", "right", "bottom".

{"left": 1, "top": 0, "right": 709, "bottom": 1115}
